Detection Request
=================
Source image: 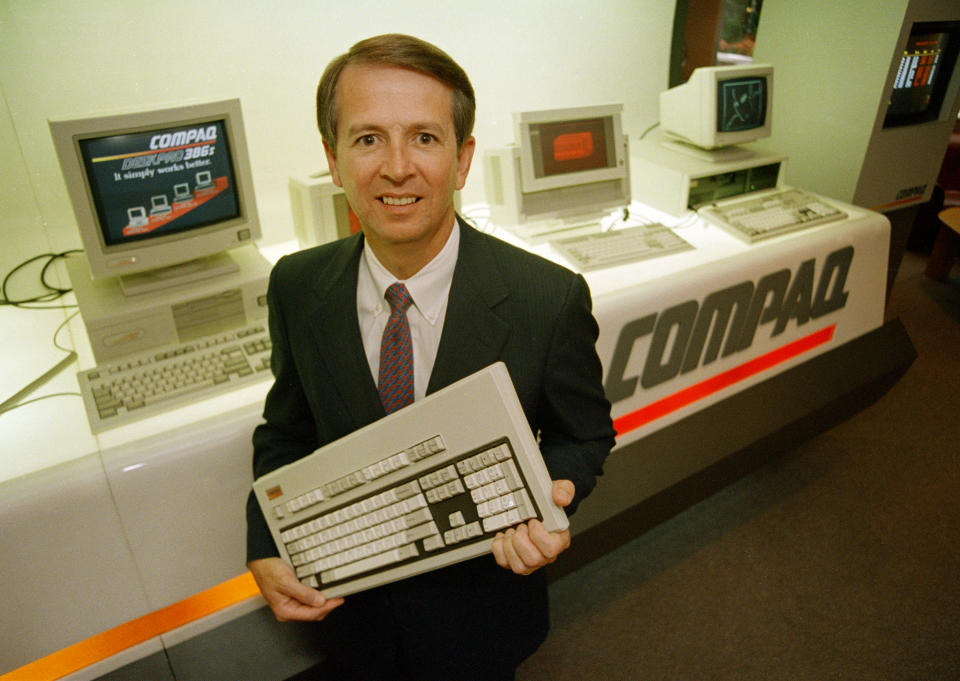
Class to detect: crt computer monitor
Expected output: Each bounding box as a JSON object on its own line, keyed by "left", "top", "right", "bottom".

{"left": 659, "top": 63, "right": 773, "bottom": 161}
{"left": 516, "top": 103, "right": 628, "bottom": 194}
{"left": 49, "top": 98, "right": 261, "bottom": 287}
{"left": 483, "top": 103, "right": 630, "bottom": 239}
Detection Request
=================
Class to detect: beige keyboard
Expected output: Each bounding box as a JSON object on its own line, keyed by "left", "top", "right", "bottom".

{"left": 77, "top": 324, "right": 271, "bottom": 433}
{"left": 699, "top": 188, "right": 847, "bottom": 243}
{"left": 252, "top": 362, "right": 568, "bottom": 598}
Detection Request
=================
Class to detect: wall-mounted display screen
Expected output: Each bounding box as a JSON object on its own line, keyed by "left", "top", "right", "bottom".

{"left": 884, "top": 21, "right": 960, "bottom": 128}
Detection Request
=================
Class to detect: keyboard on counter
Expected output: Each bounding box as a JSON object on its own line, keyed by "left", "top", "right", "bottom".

{"left": 78, "top": 323, "right": 272, "bottom": 433}
{"left": 550, "top": 223, "right": 694, "bottom": 271}
{"left": 698, "top": 187, "right": 847, "bottom": 243}
{"left": 252, "top": 362, "right": 567, "bottom": 599}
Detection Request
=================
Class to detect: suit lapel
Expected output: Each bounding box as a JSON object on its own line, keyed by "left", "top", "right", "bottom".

{"left": 427, "top": 220, "right": 511, "bottom": 395}
{"left": 304, "top": 234, "right": 385, "bottom": 425}
{"left": 304, "top": 222, "right": 512, "bottom": 413}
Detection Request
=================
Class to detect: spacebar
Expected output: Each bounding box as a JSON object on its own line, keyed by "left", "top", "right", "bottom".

{"left": 321, "top": 543, "right": 419, "bottom": 583}
{"left": 141, "top": 377, "right": 225, "bottom": 405}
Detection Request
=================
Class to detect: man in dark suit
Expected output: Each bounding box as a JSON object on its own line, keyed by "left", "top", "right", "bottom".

{"left": 246, "top": 34, "right": 615, "bottom": 680}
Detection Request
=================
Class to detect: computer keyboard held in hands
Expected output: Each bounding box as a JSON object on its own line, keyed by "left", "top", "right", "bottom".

{"left": 252, "top": 362, "right": 568, "bottom": 598}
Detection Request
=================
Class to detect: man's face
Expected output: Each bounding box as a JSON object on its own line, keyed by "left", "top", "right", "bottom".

{"left": 323, "top": 64, "right": 475, "bottom": 274}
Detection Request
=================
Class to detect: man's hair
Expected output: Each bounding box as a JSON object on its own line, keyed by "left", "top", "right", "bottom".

{"left": 316, "top": 33, "right": 476, "bottom": 150}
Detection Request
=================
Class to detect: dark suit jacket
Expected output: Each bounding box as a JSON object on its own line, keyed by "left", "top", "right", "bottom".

{"left": 246, "top": 217, "right": 615, "bottom": 674}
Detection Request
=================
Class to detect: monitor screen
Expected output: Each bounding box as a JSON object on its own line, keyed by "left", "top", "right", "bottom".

{"left": 716, "top": 76, "right": 767, "bottom": 133}
{"left": 78, "top": 120, "right": 240, "bottom": 245}
{"left": 516, "top": 104, "right": 626, "bottom": 194}
{"left": 530, "top": 117, "right": 612, "bottom": 177}
{"left": 884, "top": 21, "right": 960, "bottom": 128}
{"left": 50, "top": 99, "right": 260, "bottom": 280}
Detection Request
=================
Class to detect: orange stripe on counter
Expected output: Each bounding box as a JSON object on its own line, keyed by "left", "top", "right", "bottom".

{"left": 0, "top": 572, "right": 260, "bottom": 681}
{"left": 613, "top": 324, "right": 836, "bottom": 437}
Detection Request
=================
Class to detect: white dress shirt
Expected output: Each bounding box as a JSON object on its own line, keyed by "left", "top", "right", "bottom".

{"left": 357, "top": 222, "right": 460, "bottom": 402}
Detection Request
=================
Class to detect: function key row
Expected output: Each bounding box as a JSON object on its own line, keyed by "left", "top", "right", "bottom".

{"left": 273, "top": 435, "right": 446, "bottom": 519}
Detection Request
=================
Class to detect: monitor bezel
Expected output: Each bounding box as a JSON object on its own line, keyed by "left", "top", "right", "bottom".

{"left": 515, "top": 104, "right": 627, "bottom": 194}
{"left": 49, "top": 98, "right": 261, "bottom": 280}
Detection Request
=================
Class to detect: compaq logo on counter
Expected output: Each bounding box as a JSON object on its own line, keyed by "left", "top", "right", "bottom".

{"left": 149, "top": 126, "right": 218, "bottom": 150}
{"left": 605, "top": 246, "right": 854, "bottom": 403}
{"left": 895, "top": 184, "right": 926, "bottom": 201}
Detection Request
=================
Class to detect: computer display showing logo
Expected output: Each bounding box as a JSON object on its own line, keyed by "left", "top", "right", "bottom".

{"left": 79, "top": 119, "right": 240, "bottom": 245}
{"left": 717, "top": 76, "right": 766, "bottom": 132}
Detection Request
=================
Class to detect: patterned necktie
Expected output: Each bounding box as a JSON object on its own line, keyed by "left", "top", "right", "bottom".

{"left": 378, "top": 282, "right": 414, "bottom": 414}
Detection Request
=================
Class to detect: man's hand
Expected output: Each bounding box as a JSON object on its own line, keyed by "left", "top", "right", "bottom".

{"left": 248, "top": 557, "right": 344, "bottom": 622}
{"left": 491, "top": 479, "right": 574, "bottom": 575}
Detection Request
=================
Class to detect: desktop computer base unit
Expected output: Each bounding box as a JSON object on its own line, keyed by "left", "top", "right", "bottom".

{"left": 66, "top": 244, "right": 271, "bottom": 365}
{"left": 630, "top": 137, "right": 787, "bottom": 217}
{"left": 253, "top": 362, "right": 568, "bottom": 598}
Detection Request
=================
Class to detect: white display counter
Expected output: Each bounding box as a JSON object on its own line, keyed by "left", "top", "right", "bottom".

{"left": 0, "top": 200, "right": 904, "bottom": 681}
